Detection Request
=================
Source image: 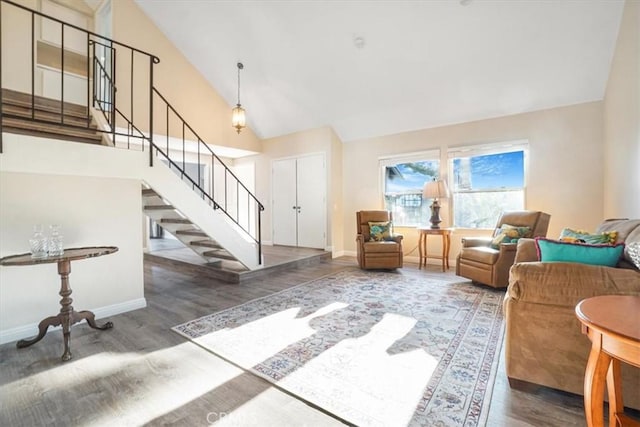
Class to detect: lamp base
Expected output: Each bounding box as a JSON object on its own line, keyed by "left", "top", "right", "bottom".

{"left": 429, "top": 201, "right": 442, "bottom": 229}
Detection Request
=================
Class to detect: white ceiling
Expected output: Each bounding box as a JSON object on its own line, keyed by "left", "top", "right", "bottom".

{"left": 134, "top": 0, "right": 624, "bottom": 142}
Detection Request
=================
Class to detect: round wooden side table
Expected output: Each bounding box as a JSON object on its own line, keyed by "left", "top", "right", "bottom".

{"left": 575, "top": 295, "right": 640, "bottom": 427}
{"left": 0, "top": 246, "right": 118, "bottom": 361}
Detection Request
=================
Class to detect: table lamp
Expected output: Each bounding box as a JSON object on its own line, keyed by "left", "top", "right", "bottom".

{"left": 423, "top": 179, "right": 450, "bottom": 229}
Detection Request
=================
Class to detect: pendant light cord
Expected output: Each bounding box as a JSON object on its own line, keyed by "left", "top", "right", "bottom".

{"left": 237, "top": 62, "right": 243, "bottom": 106}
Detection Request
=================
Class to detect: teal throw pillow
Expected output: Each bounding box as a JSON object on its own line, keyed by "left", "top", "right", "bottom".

{"left": 368, "top": 221, "right": 393, "bottom": 242}
{"left": 535, "top": 238, "right": 625, "bottom": 267}
{"left": 490, "top": 224, "right": 531, "bottom": 249}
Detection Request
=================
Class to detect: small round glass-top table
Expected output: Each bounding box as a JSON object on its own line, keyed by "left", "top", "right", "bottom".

{"left": 0, "top": 246, "right": 118, "bottom": 361}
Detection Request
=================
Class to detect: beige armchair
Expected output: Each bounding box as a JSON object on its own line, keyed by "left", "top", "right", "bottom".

{"left": 455, "top": 210, "right": 550, "bottom": 288}
{"left": 356, "top": 210, "right": 403, "bottom": 269}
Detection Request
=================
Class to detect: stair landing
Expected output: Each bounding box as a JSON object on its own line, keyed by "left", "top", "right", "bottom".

{"left": 144, "top": 238, "right": 332, "bottom": 283}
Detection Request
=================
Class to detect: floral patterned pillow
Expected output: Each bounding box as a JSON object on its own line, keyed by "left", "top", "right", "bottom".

{"left": 559, "top": 228, "right": 618, "bottom": 245}
{"left": 490, "top": 224, "right": 531, "bottom": 249}
{"left": 628, "top": 242, "right": 640, "bottom": 269}
{"left": 368, "top": 221, "right": 393, "bottom": 242}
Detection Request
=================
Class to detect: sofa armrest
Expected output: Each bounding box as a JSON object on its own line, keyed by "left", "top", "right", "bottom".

{"left": 507, "top": 262, "right": 640, "bottom": 308}
{"left": 514, "top": 238, "right": 539, "bottom": 263}
{"left": 498, "top": 243, "right": 517, "bottom": 254}
{"left": 461, "top": 237, "right": 492, "bottom": 248}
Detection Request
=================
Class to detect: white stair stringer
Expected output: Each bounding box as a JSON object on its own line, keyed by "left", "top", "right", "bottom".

{"left": 141, "top": 161, "right": 262, "bottom": 270}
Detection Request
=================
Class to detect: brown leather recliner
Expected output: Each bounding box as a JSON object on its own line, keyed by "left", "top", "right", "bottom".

{"left": 356, "top": 210, "right": 403, "bottom": 269}
{"left": 455, "top": 210, "right": 551, "bottom": 288}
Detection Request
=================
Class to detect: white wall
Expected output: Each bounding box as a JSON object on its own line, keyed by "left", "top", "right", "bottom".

{"left": 0, "top": 165, "right": 144, "bottom": 343}
{"left": 603, "top": 0, "right": 640, "bottom": 218}
{"left": 342, "top": 101, "right": 605, "bottom": 261}
{"left": 0, "top": 133, "right": 221, "bottom": 343}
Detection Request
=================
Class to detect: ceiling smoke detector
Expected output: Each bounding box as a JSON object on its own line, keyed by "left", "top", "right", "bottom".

{"left": 353, "top": 35, "right": 365, "bottom": 49}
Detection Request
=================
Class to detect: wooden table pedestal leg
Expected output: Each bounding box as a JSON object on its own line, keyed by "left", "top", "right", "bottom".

{"left": 584, "top": 335, "right": 611, "bottom": 427}
{"left": 16, "top": 259, "right": 113, "bottom": 361}
{"left": 606, "top": 359, "right": 625, "bottom": 427}
{"left": 419, "top": 233, "right": 425, "bottom": 269}
{"left": 444, "top": 233, "right": 451, "bottom": 270}
{"left": 58, "top": 259, "right": 74, "bottom": 361}
{"left": 16, "top": 314, "right": 62, "bottom": 348}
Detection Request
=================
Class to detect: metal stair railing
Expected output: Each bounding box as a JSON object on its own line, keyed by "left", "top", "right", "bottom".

{"left": 0, "top": 0, "right": 264, "bottom": 264}
{"left": 150, "top": 88, "right": 264, "bottom": 257}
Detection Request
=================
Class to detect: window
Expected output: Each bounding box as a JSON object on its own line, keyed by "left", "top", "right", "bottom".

{"left": 380, "top": 151, "right": 440, "bottom": 227}
{"left": 449, "top": 142, "right": 527, "bottom": 229}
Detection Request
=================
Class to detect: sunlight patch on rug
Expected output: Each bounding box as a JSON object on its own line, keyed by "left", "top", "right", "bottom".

{"left": 173, "top": 269, "right": 505, "bottom": 426}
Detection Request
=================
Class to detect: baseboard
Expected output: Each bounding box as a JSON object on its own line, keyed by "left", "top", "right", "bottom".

{"left": 262, "top": 240, "right": 273, "bottom": 246}
{"left": 0, "top": 297, "right": 147, "bottom": 345}
{"left": 332, "top": 250, "right": 346, "bottom": 258}
{"left": 338, "top": 251, "right": 455, "bottom": 267}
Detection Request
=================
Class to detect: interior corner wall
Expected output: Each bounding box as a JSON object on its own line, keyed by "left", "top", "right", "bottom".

{"left": 0, "top": 170, "right": 144, "bottom": 343}
{"left": 603, "top": 0, "right": 640, "bottom": 218}
{"left": 110, "top": 0, "right": 261, "bottom": 154}
{"left": 342, "top": 102, "right": 605, "bottom": 259}
{"left": 330, "top": 129, "right": 344, "bottom": 255}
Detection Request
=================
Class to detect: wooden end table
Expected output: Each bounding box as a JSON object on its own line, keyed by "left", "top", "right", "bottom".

{"left": 575, "top": 295, "right": 640, "bottom": 427}
{"left": 417, "top": 227, "right": 453, "bottom": 272}
{"left": 0, "top": 246, "right": 118, "bottom": 361}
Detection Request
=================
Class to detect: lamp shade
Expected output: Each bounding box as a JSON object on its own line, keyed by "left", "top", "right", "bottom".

{"left": 423, "top": 179, "right": 450, "bottom": 199}
{"left": 231, "top": 104, "right": 246, "bottom": 134}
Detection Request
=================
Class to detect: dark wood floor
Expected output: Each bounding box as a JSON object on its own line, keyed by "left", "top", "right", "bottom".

{"left": 0, "top": 256, "right": 588, "bottom": 426}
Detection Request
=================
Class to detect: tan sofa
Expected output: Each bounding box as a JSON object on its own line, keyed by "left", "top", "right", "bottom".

{"left": 503, "top": 218, "right": 640, "bottom": 409}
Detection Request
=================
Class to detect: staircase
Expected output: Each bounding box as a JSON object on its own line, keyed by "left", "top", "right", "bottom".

{"left": 1, "top": 0, "right": 264, "bottom": 278}
{"left": 1, "top": 88, "right": 105, "bottom": 146}
{"left": 141, "top": 187, "right": 246, "bottom": 269}
{"left": 0, "top": 88, "right": 262, "bottom": 275}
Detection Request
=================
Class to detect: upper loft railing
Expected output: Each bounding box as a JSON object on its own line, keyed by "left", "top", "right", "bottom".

{"left": 0, "top": 0, "right": 264, "bottom": 263}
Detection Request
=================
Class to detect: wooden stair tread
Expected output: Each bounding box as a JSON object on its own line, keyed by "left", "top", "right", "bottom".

{"left": 141, "top": 189, "right": 158, "bottom": 197}
{"left": 174, "top": 229, "right": 206, "bottom": 236}
{"left": 143, "top": 205, "right": 175, "bottom": 210}
{"left": 160, "top": 218, "right": 192, "bottom": 224}
{"left": 2, "top": 88, "right": 87, "bottom": 118}
{"left": 2, "top": 117, "right": 103, "bottom": 144}
{"left": 2, "top": 104, "right": 92, "bottom": 127}
{"left": 190, "top": 240, "right": 222, "bottom": 249}
{"left": 202, "top": 250, "right": 236, "bottom": 261}
{"left": 2, "top": 117, "right": 99, "bottom": 136}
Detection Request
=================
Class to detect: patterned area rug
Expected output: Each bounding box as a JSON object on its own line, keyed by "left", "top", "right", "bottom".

{"left": 173, "top": 269, "right": 505, "bottom": 426}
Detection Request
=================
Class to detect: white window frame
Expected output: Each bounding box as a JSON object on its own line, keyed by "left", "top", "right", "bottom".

{"left": 379, "top": 149, "right": 441, "bottom": 227}
{"left": 448, "top": 140, "right": 529, "bottom": 229}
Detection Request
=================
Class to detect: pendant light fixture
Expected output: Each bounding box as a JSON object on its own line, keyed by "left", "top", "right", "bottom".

{"left": 231, "top": 62, "right": 246, "bottom": 134}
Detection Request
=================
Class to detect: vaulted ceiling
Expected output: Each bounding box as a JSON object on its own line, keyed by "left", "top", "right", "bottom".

{"left": 134, "top": 0, "right": 624, "bottom": 142}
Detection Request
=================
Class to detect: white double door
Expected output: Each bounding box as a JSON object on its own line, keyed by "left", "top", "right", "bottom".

{"left": 272, "top": 153, "right": 326, "bottom": 249}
